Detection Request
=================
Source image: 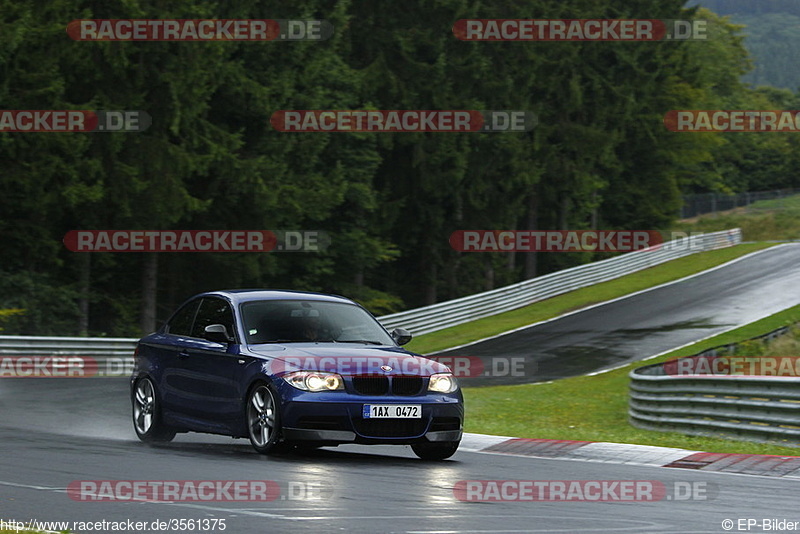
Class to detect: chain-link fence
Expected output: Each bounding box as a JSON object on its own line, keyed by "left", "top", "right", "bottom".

{"left": 680, "top": 188, "right": 800, "bottom": 219}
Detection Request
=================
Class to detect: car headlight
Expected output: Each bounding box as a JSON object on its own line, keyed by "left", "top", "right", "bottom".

{"left": 284, "top": 371, "right": 344, "bottom": 392}
{"left": 428, "top": 373, "right": 458, "bottom": 393}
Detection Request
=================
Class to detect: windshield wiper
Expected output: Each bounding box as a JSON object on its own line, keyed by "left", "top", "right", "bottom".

{"left": 341, "top": 339, "right": 385, "bottom": 345}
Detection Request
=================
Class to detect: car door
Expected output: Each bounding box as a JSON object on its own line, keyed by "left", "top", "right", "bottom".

{"left": 148, "top": 297, "right": 201, "bottom": 423}
{"left": 168, "top": 296, "right": 244, "bottom": 433}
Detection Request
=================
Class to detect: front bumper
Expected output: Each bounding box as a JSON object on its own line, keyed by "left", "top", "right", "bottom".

{"left": 279, "top": 389, "right": 464, "bottom": 445}
{"left": 282, "top": 427, "right": 463, "bottom": 444}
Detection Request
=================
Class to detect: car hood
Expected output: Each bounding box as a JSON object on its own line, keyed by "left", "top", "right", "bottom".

{"left": 246, "top": 344, "right": 451, "bottom": 376}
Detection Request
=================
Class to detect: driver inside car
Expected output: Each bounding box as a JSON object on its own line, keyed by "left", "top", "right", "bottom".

{"left": 300, "top": 316, "right": 323, "bottom": 341}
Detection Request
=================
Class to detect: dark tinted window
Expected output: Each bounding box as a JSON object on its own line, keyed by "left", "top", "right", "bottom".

{"left": 240, "top": 300, "right": 393, "bottom": 345}
{"left": 167, "top": 299, "right": 200, "bottom": 336}
{"left": 191, "top": 297, "right": 236, "bottom": 340}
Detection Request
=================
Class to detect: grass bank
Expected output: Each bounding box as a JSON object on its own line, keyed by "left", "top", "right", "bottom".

{"left": 675, "top": 193, "right": 800, "bottom": 241}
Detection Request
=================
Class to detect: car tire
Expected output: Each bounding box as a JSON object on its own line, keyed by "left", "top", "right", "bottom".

{"left": 411, "top": 441, "right": 460, "bottom": 460}
{"left": 246, "top": 382, "right": 286, "bottom": 454}
{"left": 132, "top": 377, "right": 176, "bottom": 442}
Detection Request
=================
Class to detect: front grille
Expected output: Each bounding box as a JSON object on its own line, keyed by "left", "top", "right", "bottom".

{"left": 353, "top": 418, "right": 428, "bottom": 438}
{"left": 351, "top": 375, "right": 425, "bottom": 395}
{"left": 352, "top": 375, "right": 389, "bottom": 395}
{"left": 429, "top": 417, "right": 461, "bottom": 432}
{"left": 392, "top": 376, "right": 423, "bottom": 396}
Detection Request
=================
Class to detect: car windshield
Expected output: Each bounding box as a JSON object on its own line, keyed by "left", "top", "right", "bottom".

{"left": 240, "top": 299, "right": 395, "bottom": 345}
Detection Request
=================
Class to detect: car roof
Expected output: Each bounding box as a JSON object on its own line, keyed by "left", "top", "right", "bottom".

{"left": 196, "top": 289, "right": 355, "bottom": 305}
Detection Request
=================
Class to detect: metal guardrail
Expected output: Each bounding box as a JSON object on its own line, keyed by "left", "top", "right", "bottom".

{"left": 0, "top": 229, "right": 742, "bottom": 366}
{"left": 0, "top": 336, "right": 137, "bottom": 356}
{"left": 379, "top": 229, "right": 742, "bottom": 335}
{"left": 629, "top": 326, "right": 800, "bottom": 446}
{"left": 0, "top": 336, "right": 138, "bottom": 376}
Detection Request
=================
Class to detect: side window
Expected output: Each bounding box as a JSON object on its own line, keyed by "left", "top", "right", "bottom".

{"left": 167, "top": 300, "right": 200, "bottom": 336}
{"left": 191, "top": 298, "right": 236, "bottom": 340}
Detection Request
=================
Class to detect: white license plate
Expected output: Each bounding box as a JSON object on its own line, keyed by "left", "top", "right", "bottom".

{"left": 362, "top": 404, "right": 421, "bottom": 419}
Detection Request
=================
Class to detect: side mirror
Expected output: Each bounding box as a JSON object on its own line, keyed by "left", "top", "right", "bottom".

{"left": 391, "top": 328, "right": 412, "bottom": 346}
{"left": 204, "top": 324, "right": 233, "bottom": 344}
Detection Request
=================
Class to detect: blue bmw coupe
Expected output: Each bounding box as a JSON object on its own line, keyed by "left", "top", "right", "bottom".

{"left": 130, "top": 290, "right": 463, "bottom": 459}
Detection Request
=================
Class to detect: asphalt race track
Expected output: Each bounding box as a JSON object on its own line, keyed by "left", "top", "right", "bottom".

{"left": 436, "top": 244, "right": 800, "bottom": 386}
{"left": 2, "top": 378, "right": 799, "bottom": 534}
{"left": 3, "top": 245, "right": 800, "bottom": 533}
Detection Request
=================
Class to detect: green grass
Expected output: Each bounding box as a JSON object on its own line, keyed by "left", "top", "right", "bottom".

{"left": 753, "top": 325, "right": 800, "bottom": 357}
{"left": 675, "top": 193, "right": 800, "bottom": 242}
{"left": 463, "top": 304, "right": 800, "bottom": 456}
{"left": 406, "top": 242, "right": 774, "bottom": 354}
